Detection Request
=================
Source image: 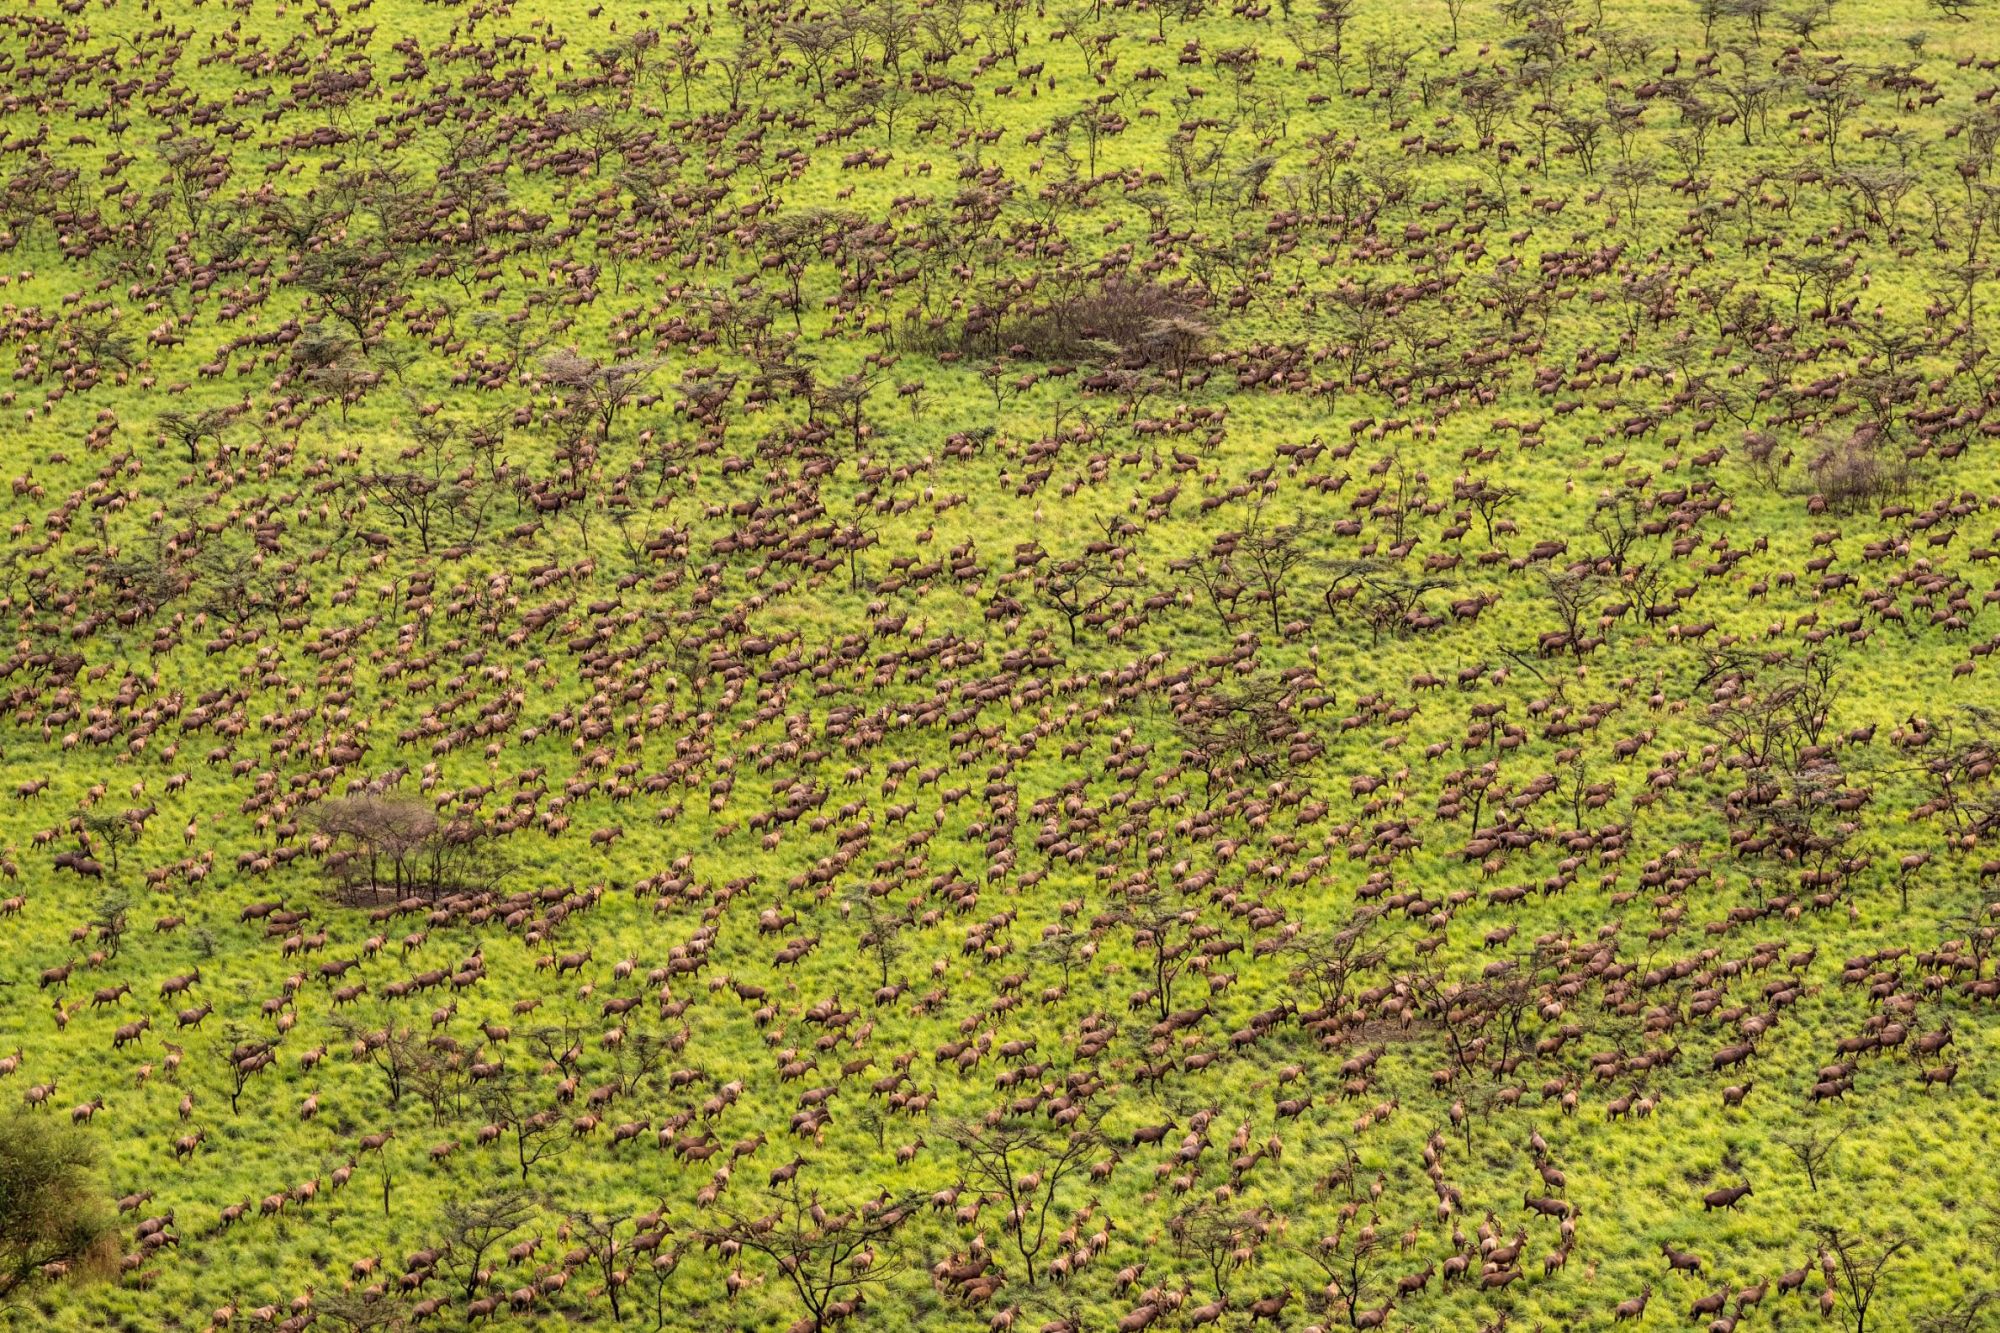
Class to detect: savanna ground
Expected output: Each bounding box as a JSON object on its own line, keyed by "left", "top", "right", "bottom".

{"left": 0, "top": 0, "right": 1998, "bottom": 1327}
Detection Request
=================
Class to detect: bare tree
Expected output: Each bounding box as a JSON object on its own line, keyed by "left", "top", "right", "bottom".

{"left": 939, "top": 1117, "right": 1106, "bottom": 1284}
{"left": 704, "top": 1186, "right": 923, "bottom": 1331}
{"left": 314, "top": 796, "right": 439, "bottom": 900}
{"left": 1916, "top": 1290, "right": 2000, "bottom": 1333}
{"left": 567, "top": 1209, "right": 634, "bottom": 1324}
{"left": 476, "top": 1074, "right": 571, "bottom": 1185}
{"left": 1236, "top": 509, "right": 1322, "bottom": 635}
{"left": 215, "top": 1024, "right": 278, "bottom": 1115}
{"left": 1283, "top": 912, "right": 1389, "bottom": 1017}
{"left": 1928, "top": 0, "right": 1981, "bottom": 21}
{"left": 1294, "top": 1227, "right": 1385, "bottom": 1324}
{"left": 1037, "top": 551, "right": 1141, "bottom": 647}
{"left": 1538, "top": 569, "right": 1609, "bottom": 660}
{"left": 1119, "top": 889, "right": 1202, "bottom": 1020}
{"left": 844, "top": 885, "right": 908, "bottom": 990}
{"left": 1779, "top": 1124, "right": 1848, "bottom": 1194}
{"left": 1807, "top": 1223, "right": 1912, "bottom": 1333}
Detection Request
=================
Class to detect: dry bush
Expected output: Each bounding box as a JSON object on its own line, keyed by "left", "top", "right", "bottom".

{"left": 1805, "top": 429, "right": 1904, "bottom": 512}
{"left": 967, "top": 279, "right": 1215, "bottom": 367}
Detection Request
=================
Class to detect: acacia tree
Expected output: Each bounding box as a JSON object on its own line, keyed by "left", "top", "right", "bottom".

{"left": 0, "top": 1115, "right": 111, "bottom": 1301}
{"left": 1282, "top": 911, "right": 1389, "bottom": 1017}
{"left": 1807, "top": 1223, "right": 1912, "bottom": 1333}
{"left": 1455, "top": 474, "right": 1521, "bottom": 543}
{"left": 539, "top": 348, "right": 661, "bottom": 441}
{"left": 76, "top": 813, "right": 138, "bottom": 878}
{"left": 1037, "top": 551, "right": 1141, "bottom": 646}
{"left": 215, "top": 1024, "right": 278, "bottom": 1115}
{"left": 781, "top": 17, "right": 848, "bottom": 101}
{"left": 314, "top": 796, "right": 439, "bottom": 899}
{"left": 1402, "top": 966, "right": 1538, "bottom": 1085}
{"left": 1539, "top": 569, "right": 1609, "bottom": 660}
{"left": 1779, "top": 1124, "right": 1848, "bottom": 1193}
{"left": 1700, "top": 650, "right": 1841, "bottom": 773}
{"left": 1170, "top": 1203, "right": 1273, "bottom": 1299}
{"left": 1294, "top": 1226, "right": 1385, "bottom": 1324}
{"left": 1171, "top": 674, "right": 1317, "bottom": 808}
{"left": 939, "top": 1117, "right": 1106, "bottom": 1284}
{"left": 292, "top": 244, "right": 407, "bottom": 348}
{"left": 441, "top": 1191, "right": 537, "bottom": 1304}
{"left": 476, "top": 1073, "right": 571, "bottom": 1185}
{"left": 87, "top": 895, "right": 130, "bottom": 963}
{"left": 1236, "top": 509, "right": 1322, "bottom": 635}
{"left": 1340, "top": 565, "right": 1451, "bottom": 645}
{"left": 566, "top": 1209, "right": 634, "bottom": 1324}
{"left": 704, "top": 1186, "right": 923, "bottom": 1331}
{"left": 333, "top": 1018, "right": 431, "bottom": 1113}
{"left": 358, "top": 470, "right": 476, "bottom": 555}
{"left": 1917, "top": 1291, "right": 2000, "bottom": 1333}
{"left": 156, "top": 405, "right": 241, "bottom": 465}
{"left": 844, "top": 886, "right": 908, "bottom": 990}
{"left": 1118, "top": 889, "right": 1202, "bottom": 1020}
{"left": 760, "top": 209, "right": 864, "bottom": 331}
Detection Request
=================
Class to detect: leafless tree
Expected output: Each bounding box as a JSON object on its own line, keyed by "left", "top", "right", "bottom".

{"left": 704, "top": 1186, "right": 923, "bottom": 1331}
{"left": 1283, "top": 912, "right": 1389, "bottom": 1017}
{"left": 476, "top": 1074, "right": 571, "bottom": 1186}
{"left": 1806, "top": 1222, "right": 1912, "bottom": 1333}
{"left": 567, "top": 1208, "right": 635, "bottom": 1323}
{"left": 1779, "top": 1124, "right": 1848, "bottom": 1194}
{"left": 939, "top": 1117, "right": 1106, "bottom": 1284}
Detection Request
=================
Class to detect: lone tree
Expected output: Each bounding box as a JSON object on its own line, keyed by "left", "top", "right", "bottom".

{"left": 843, "top": 885, "right": 908, "bottom": 990}
{"left": 0, "top": 1114, "right": 112, "bottom": 1300}
{"left": 1778, "top": 1123, "right": 1848, "bottom": 1193}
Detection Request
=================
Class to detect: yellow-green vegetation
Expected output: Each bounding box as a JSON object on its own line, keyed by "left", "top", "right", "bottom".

{"left": 0, "top": 0, "right": 1998, "bottom": 1328}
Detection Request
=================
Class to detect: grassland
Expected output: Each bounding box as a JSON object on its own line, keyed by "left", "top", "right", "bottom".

{"left": 0, "top": 0, "right": 1998, "bottom": 1327}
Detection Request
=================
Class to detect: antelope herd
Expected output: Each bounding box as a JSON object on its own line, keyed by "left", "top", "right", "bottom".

{"left": 0, "top": 0, "right": 1997, "bottom": 1327}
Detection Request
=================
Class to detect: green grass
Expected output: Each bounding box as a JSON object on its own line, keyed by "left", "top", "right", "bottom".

{"left": 0, "top": 0, "right": 1998, "bottom": 1327}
